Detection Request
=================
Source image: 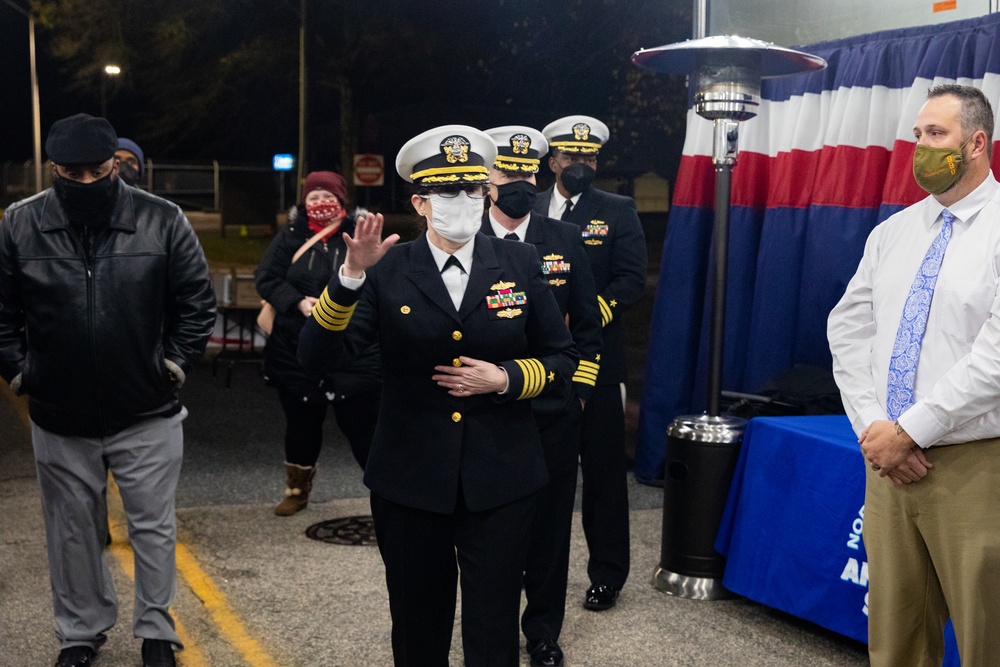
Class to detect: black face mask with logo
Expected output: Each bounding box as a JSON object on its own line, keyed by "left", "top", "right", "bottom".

{"left": 493, "top": 180, "right": 537, "bottom": 219}
{"left": 53, "top": 173, "right": 118, "bottom": 224}
{"left": 560, "top": 163, "right": 596, "bottom": 196}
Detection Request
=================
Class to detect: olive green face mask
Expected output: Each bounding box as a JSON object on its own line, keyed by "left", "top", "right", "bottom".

{"left": 912, "top": 135, "right": 973, "bottom": 195}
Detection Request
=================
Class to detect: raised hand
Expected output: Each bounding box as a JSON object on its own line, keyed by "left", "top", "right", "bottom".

{"left": 342, "top": 212, "right": 399, "bottom": 278}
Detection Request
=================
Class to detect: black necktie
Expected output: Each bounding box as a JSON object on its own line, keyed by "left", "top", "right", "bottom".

{"left": 561, "top": 199, "right": 574, "bottom": 221}
{"left": 443, "top": 255, "right": 464, "bottom": 274}
{"left": 504, "top": 232, "right": 519, "bottom": 241}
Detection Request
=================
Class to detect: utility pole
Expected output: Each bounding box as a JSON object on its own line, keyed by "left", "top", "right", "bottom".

{"left": 4, "top": 0, "right": 43, "bottom": 193}
{"left": 296, "top": 0, "right": 307, "bottom": 202}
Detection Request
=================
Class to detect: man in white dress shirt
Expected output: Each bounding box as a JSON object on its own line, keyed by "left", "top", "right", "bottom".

{"left": 828, "top": 84, "right": 1000, "bottom": 666}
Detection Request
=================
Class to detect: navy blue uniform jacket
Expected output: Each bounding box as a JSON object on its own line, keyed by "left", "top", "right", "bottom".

{"left": 298, "top": 232, "right": 578, "bottom": 514}
{"left": 534, "top": 185, "right": 646, "bottom": 385}
{"left": 481, "top": 212, "right": 602, "bottom": 427}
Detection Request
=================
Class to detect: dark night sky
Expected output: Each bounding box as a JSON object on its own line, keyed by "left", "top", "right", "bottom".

{"left": 1, "top": 2, "right": 692, "bottom": 174}
{"left": 2, "top": 8, "right": 89, "bottom": 160}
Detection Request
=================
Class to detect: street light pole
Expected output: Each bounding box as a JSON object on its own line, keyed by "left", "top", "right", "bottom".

{"left": 296, "top": 0, "right": 307, "bottom": 202}
{"left": 3, "top": 0, "right": 43, "bottom": 193}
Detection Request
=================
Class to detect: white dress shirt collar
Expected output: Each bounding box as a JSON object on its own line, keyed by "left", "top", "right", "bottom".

{"left": 548, "top": 189, "right": 582, "bottom": 220}
{"left": 927, "top": 172, "right": 1000, "bottom": 228}
{"left": 488, "top": 209, "right": 529, "bottom": 241}
{"left": 426, "top": 234, "right": 475, "bottom": 274}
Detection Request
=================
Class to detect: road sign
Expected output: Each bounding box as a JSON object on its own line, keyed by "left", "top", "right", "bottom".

{"left": 353, "top": 154, "right": 384, "bottom": 186}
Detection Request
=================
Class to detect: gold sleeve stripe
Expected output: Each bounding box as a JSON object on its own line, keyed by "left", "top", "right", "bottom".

{"left": 598, "top": 296, "right": 613, "bottom": 326}
{"left": 312, "top": 288, "right": 355, "bottom": 331}
{"left": 572, "top": 369, "right": 598, "bottom": 386}
{"left": 514, "top": 358, "right": 547, "bottom": 400}
{"left": 573, "top": 360, "right": 599, "bottom": 385}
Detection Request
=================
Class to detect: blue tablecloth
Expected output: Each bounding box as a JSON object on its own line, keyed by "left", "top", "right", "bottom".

{"left": 715, "top": 416, "right": 958, "bottom": 665}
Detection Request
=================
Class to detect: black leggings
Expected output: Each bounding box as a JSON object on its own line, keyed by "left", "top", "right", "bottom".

{"left": 276, "top": 387, "right": 380, "bottom": 469}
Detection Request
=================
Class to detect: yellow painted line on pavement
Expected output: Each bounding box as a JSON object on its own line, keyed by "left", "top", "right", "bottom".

{"left": 106, "top": 477, "right": 281, "bottom": 667}
{"left": 105, "top": 511, "right": 209, "bottom": 667}
{"left": 174, "top": 541, "right": 281, "bottom": 667}
{"left": 0, "top": 379, "right": 280, "bottom": 667}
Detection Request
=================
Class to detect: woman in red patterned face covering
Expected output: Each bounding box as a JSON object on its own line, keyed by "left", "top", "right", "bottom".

{"left": 254, "top": 171, "right": 381, "bottom": 516}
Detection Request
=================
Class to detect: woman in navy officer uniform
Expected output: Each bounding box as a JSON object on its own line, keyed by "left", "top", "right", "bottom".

{"left": 298, "top": 125, "right": 577, "bottom": 667}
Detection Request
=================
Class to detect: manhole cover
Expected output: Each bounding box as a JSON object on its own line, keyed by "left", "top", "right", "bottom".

{"left": 305, "top": 515, "right": 377, "bottom": 546}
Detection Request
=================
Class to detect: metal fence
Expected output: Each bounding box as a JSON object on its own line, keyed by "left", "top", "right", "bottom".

{"left": 1, "top": 159, "right": 283, "bottom": 214}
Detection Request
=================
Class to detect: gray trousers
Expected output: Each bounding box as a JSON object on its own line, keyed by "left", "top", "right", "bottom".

{"left": 31, "top": 409, "right": 186, "bottom": 651}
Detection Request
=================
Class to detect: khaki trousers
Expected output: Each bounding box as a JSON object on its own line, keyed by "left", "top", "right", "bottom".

{"left": 864, "top": 437, "right": 1000, "bottom": 667}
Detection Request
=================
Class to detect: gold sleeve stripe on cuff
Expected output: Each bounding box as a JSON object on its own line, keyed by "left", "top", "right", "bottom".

{"left": 578, "top": 360, "right": 600, "bottom": 372}
{"left": 312, "top": 289, "right": 355, "bottom": 331}
{"left": 514, "top": 358, "right": 547, "bottom": 400}
{"left": 573, "top": 362, "right": 599, "bottom": 385}
{"left": 598, "top": 296, "right": 613, "bottom": 326}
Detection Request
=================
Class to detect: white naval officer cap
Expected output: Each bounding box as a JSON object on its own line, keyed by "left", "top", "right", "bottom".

{"left": 541, "top": 115, "right": 609, "bottom": 155}
{"left": 395, "top": 125, "right": 497, "bottom": 186}
{"left": 484, "top": 126, "right": 548, "bottom": 174}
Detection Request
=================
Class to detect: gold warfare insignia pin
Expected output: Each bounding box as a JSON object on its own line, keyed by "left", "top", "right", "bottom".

{"left": 510, "top": 133, "right": 531, "bottom": 155}
{"left": 441, "top": 135, "right": 470, "bottom": 164}
{"left": 497, "top": 308, "right": 522, "bottom": 319}
{"left": 572, "top": 123, "right": 591, "bottom": 141}
{"left": 491, "top": 281, "right": 516, "bottom": 291}
{"left": 549, "top": 279, "right": 567, "bottom": 286}
{"left": 543, "top": 254, "right": 564, "bottom": 261}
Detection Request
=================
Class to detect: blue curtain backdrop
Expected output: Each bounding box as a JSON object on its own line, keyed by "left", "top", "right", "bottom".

{"left": 634, "top": 13, "right": 1000, "bottom": 483}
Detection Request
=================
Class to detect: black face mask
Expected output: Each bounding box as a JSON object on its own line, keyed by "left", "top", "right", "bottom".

{"left": 560, "top": 163, "right": 596, "bottom": 196}
{"left": 54, "top": 173, "right": 118, "bottom": 217}
{"left": 492, "top": 180, "right": 537, "bottom": 219}
{"left": 118, "top": 162, "right": 141, "bottom": 187}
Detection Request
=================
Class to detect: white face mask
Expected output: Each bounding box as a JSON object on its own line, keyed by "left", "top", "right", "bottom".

{"left": 426, "top": 191, "right": 483, "bottom": 244}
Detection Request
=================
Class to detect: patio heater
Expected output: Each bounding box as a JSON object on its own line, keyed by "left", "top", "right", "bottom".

{"left": 632, "top": 36, "right": 826, "bottom": 599}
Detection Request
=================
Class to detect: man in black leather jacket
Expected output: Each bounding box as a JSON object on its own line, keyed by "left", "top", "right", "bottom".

{"left": 0, "top": 114, "right": 216, "bottom": 667}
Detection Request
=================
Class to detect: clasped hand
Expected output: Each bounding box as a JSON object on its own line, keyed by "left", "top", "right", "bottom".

{"left": 860, "top": 419, "right": 933, "bottom": 486}
{"left": 432, "top": 357, "right": 507, "bottom": 396}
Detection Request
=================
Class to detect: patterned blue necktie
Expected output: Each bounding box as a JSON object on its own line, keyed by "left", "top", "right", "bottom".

{"left": 886, "top": 209, "right": 955, "bottom": 420}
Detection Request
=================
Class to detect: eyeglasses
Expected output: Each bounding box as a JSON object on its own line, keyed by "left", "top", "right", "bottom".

{"left": 420, "top": 184, "right": 489, "bottom": 200}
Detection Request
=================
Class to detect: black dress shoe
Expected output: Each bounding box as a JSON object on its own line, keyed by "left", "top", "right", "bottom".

{"left": 527, "top": 638, "right": 564, "bottom": 667}
{"left": 55, "top": 646, "right": 96, "bottom": 667}
{"left": 583, "top": 583, "right": 620, "bottom": 611}
{"left": 141, "top": 639, "right": 176, "bottom": 667}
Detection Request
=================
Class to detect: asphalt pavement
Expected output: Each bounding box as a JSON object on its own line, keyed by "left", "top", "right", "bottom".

{"left": 0, "top": 354, "right": 872, "bottom": 667}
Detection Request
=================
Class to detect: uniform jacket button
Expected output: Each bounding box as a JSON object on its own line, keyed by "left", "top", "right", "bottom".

{"left": 451, "top": 412, "right": 462, "bottom": 423}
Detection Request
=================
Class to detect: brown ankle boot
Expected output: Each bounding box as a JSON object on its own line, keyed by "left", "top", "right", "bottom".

{"left": 274, "top": 462, "right": 316, "bottom": 516}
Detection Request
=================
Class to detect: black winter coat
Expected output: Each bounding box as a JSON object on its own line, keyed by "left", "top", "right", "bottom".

{"left": 255, "top": 207, "right": 380, "bottom": 401}
{"left": 0, "top": 182, "right": 217, "bottom": 437}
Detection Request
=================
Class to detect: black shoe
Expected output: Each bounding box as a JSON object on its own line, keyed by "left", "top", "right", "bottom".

{"left": 583, "top": 584, "right": 620, "bottom": 611}
{"left": 55, "top": 646, "right": 96, "bottom": 667}
{"left": 527, "top": 638, "right": 564, "bottom": 667}
{"left": 141, "top": 639, "right": 176, "bottom": 667}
